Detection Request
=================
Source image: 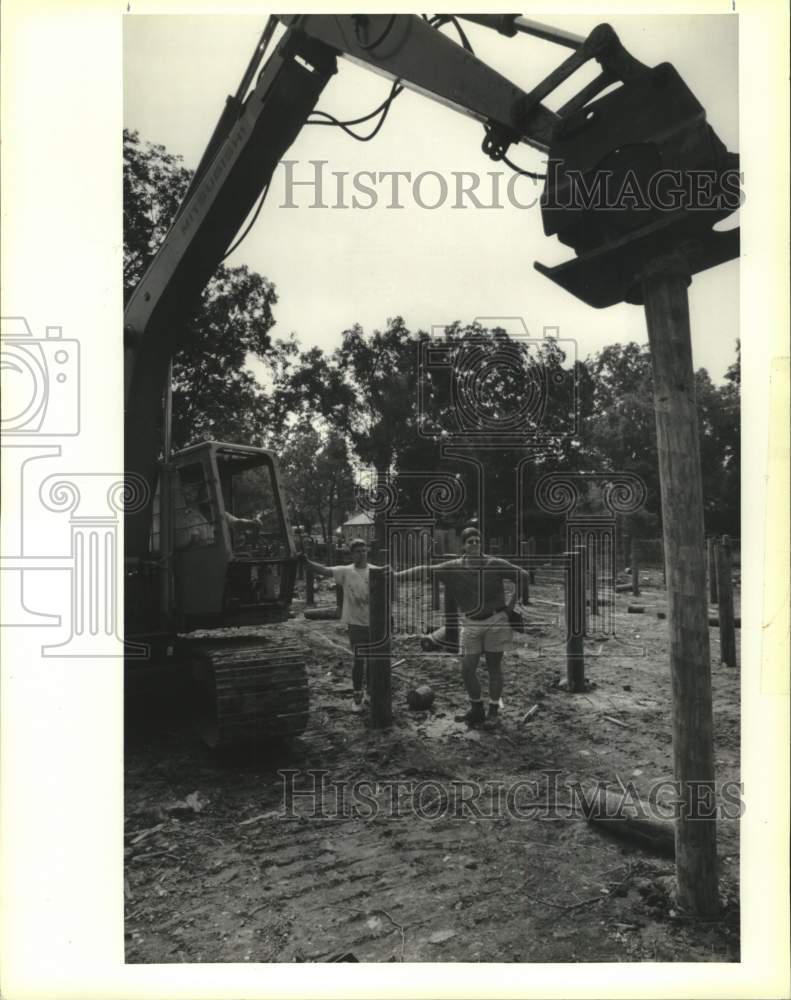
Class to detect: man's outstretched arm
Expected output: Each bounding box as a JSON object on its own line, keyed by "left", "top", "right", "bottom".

{"left": 299, "top": 552, "right": 336, "bottom": 578}
{"left": 392, "top": 564, "right": 429, "bottom": 582}
{"left": 225, "top": 512, "right": 260, "bottom": 528}
{"left": 393, "top": 558, "right": 458, "bottom": 583}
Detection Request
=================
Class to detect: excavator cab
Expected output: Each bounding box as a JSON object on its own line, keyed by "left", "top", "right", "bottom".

{"left": 150, "top": 441, "right": 298, "bottom": 629}
{"left": 139, "top": 441, "right": 309, "bottom": 747}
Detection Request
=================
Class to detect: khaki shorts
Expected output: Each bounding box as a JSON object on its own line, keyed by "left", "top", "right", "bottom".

{"left": 460, "top": 609, "right": 513, "bottom": 655}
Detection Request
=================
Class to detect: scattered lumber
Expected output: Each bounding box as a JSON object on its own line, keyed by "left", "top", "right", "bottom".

{"left": 303, "top": 607, "right": 341, "bottom": 621}
{"left": 583, "top": 785, "right": 675, "bottom": 858}
{"left": 602, "top": 715, "right": 631, "bottom": 729}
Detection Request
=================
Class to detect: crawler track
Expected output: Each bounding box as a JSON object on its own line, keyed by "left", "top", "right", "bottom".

{"left": 183, "top": 628, "right": 309, "bottom": 748}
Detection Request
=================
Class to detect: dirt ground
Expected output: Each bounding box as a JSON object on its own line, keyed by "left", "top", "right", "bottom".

{"left": 125, "top": 570, "right": 741, "bottom": 963}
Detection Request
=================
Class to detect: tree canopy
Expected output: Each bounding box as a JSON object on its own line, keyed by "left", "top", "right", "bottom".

{"left": 123, "top": 129, "right": 290, "bottom": 449}
{"left": 123, "top": 129, "right": 741, "bottom": 543}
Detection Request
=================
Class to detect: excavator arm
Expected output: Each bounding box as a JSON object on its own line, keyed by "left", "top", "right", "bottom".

{"left": 124, "top": 12, "right": 586, "bottom": 557}
{"left": 124, "top": 14, "right": 738, "bottom": 560}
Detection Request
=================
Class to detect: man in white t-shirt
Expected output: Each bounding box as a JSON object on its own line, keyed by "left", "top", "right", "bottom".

{"left": 301, "top": 537, "right": 378, "bottom": 712}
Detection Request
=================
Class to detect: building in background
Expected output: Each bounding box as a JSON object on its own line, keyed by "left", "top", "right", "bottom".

{"left": 341, "top": 511, "right": 375, "bottom": 544}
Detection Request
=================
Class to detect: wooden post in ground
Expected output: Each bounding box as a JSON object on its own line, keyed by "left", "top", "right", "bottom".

{"left": 368, "top": 566, "right": 392, "bottom": 728}
{"left": 707, "top": 537, "right": 718, "bottom": 605}
{"left": 715, "top": 537, "right": 737, "bottom": 667}
{"left": 640, "top": 255, "right": 718, "bottom": 917}
{"left": 631, "top": 536, "right": 641, "bottom": 596}
{"left": 305, "top": 566, "right": 315, "bottom": 606}
{"left": 444, "top": 586, "right": 460, "bottom": 654}
{"left": 527, "top": 537, "right": 536, "bottom": 584}
{"left": 588, "top": 537, "right": 599, "bottom": 617}
{"left": 431, "top": 574, "right": 441, "bottom": 611}
{"left": 564, "top": 547, "right": 585, "bottom": 692}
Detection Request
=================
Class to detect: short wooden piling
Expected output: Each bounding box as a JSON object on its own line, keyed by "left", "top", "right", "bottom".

{"left": 368, "top": 566, "right": 392, "bottom": 728}
{"left": 527, "top": 537, "right": 536, "bottom": 584}
{"left": 305, "top": 566, "right": 315, "bottom": 606}
{"left": 707, "top": 537, "right": 718, "bottom": 605}
{"left": 443, "top": 587, "right": 460, "bottom": 655}
{"left": 431, "top": 574, "right": 440, "bottom": 612}
{"left": 631, "top": 536, "right": 641, "bottom": 596}
{"left": 564, "top": 548, "right": 585, "bottom": 692}
{"left": 588, "top": 537, "right": 599, "bottom": 617}
{"left": 715, "top": 537, "right": 737, "bottom": 667}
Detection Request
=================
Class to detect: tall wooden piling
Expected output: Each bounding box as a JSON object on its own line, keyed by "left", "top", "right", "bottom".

{"left": 641, "top": 257, "right": 718, "bottom": 917}
{"left": 715, "top": 537, "right": 737, "bottom": 667}
{"left": 368, "top": 566, "right": 392, "bottom": 728}
{"left": 630, "top": 536, "right": 641, "bottom": 596}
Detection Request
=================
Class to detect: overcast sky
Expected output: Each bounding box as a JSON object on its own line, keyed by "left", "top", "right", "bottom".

{"left": 123, "top": 13, "right": 739, "bottom": 382}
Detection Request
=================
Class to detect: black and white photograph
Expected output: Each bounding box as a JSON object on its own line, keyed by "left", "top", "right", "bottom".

{"left": 1, "top": 4, "right": 789, "bottom": 999}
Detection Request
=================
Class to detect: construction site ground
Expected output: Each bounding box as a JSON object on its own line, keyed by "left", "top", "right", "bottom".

{"left": 125, "top": 570, "right": 741, "bottom": 964}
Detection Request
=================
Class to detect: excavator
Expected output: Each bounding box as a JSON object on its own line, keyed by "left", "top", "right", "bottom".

{"left": 124, "top": 14, "right": 739, "bottom": 749}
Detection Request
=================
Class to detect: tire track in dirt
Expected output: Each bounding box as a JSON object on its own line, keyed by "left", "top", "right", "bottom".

{"left": 126, "top": 574, "right": 740, "bottom": 963}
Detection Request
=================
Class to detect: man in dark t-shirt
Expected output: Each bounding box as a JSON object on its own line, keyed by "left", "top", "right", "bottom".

{"left": 394, "top": 526, "right": 530, "bottom": 726}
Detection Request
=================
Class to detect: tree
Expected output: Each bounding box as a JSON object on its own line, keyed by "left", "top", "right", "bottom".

{"left": 123, "top": 130, "right": 192, "bottom": 297}
{"left": 335, "top": 317, "right": 427, "bottom": 474}
{"left": 584, "top": 341, "right": 659, "bottom": 497}
{"left": 123, "top": 129, "right": 291, "bottom": 450}
{"left": 583, "top": 339, "right": 741, "bottom": 537}
{"left": 268, "top": 343, "right": 355, "bottom": 439}
{"left": 694, "top": 340, "right": 740, "bottom": 536}
{"left": 278, "top": 422, "right": 356, "bottom": 543}
{"left": 276, "top": 319, "right": 595, "bottom": 544}
{"left": 271, "top": 318, "right": 432, "bottom": 547}
{"left": 414, "top": 322, "right": 589, "bottom": 544}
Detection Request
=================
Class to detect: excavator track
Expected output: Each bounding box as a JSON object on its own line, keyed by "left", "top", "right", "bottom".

{"left": 180, "top": 627, "right": 310, "bottom": 748}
